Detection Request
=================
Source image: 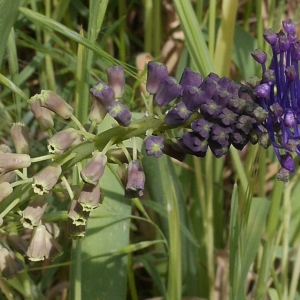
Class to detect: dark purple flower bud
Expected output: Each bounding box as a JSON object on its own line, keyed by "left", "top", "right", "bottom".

{"left": 48, "top": 128, "right": 80, "bottom": 155}
{"left": 280, "top": 153, "right": 295, "bottom": 172}
{"left": 258, "top": 133, "right": 271, "bottom": 149}
{"left": 179, "top": 68, "right": 202, "bottom": 87}
{"left": 200, "top": 77, "right": 219, "bottom": 98}
{"left": 285, "top": 65, "right": 297, "bottom": 81}
{"left": 251, "top": 49, "right": 267, "bottom": 64}
{"left": 144, "top": 135, "right": 164, "bottom": 158}
{"left": 291, "top": 41, "right": 300, "bottom": 61}
{"left": 278, "top": 31, "right": 290, "bottom": 52}
{"left": 236, "top": 115, "right": 256, "bottom": 134}
{"left": 178, "top": 132, "right": 208, "bottom": 154}
{"left": 162, "top": 140, "right": 186, "bottom": 161}
{"left": 282, "top": 19, "right": 295, "bottom": 33}
{"left": 181, "top": 85, "right": 202, "bottom": 110}
{"left": 78, "top": 183, "right": 102, "bottom": 212}
{"left": 207, "top": 73, "right": 220, "bottom": 82}
{"left": 40, "top": 90, "right": 73, "bottom": 119}
{"left": 209, "top": 141, "right": 229, "bottom": 158}
{"left": 227, "top": 98, "right": 247, "bottom": 114}
{"left": 284, "top": 109, "right": 296, "bottom": 127}
{"left": 277, "top": 167, "right": 290, "bottom": 182}
{"left": 146, "top": 61, "right": 168, "bottom": 94}
{"left": 80, "top": 151, "right": 107, "bottom": 185}
{"left": 90, "top": 81, "right": 115, "bottom": 110}
{"left": 108, "top": 101, "right": 132, "bottom": 126}
{"left": 262, "top": 70, "right": 276, "bottom": 84}
{"left": 263, "top": 29, "right": 277, "bottom": 45}
{"left": 28, "top": 95, "right": 54, "bottom": 131}
{"left": 254, "top": 83, "right": 271, "bottom": 98}
{"left": 288, "top": 31, "right": 297, "bottom": 43}
{"left": 219, "top": 107, "right": 238, "bottom": 126}
{"left": 227, "top": 82, "right": 240, "bottom": 96}
{"left": 126, "top": 160, "right": 146, "bottom": 197}
{"left": 247, "top": 76, "right": 261, "bottom": 88}
{"left": 191, "top": 119, "right": 214, "bottom": 138}
{"left": 270, "top": 103, "right": 284, "bottom": 117}
{"left": 218, "top": 77, "right": 232, "bottom": 90}
{"left": 11, "top": 123, "right": 30, "bottom": 154}
{"left": 155, "top": 76, "right": 182, "bottom": 106}
{"left": 212, "top": 89, "right": 231, "bottom": 107}
{"left": 106, "top": 66, "right": 125, "bottom": 98}
{"left": 164, "top": 102, "right": 192, "bottom": 126}
{"left": 249, "top": 130, "right": 260, "bottom": 145}
{"left": 21, "top": 198, "right": 48, "bottom": 229}
{"left": 238, "top": 85, "right": 254, "bottom": 101}
{"left": 200, "top": 99, "right": 222, "bottom": 118}
{"left": 252, "top": 107, "right": 268, "bottom": 124}
{"left": 211, "top": 125, "right": 232, "bottom": 145}
{"left": 231, "top": 130, "right": 249, "bottom": 150}
{"left": 0, "top": 247, "right": 23, "bottom": 279}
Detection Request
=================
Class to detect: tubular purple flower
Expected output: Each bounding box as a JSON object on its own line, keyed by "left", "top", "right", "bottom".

{"left": 108, "top": 101, "right": 132, "bottom": 126}
{"left": 254, "top": 83, "right": 271, "bottom": 98}
{"left": 144, "top": 135, "right": 164, "bottom": 158}
{"left": 181, "top": 85, "right": 202, "bottom": 111}
{"left": 179, "top": 68, "right": 202, "bottom": 88}
{"left": 89, "top": 97, "right": 107, "bottom": 124}
{"left": 164, "top": 102, "right": 192, "bottom": 126}
{"left": 106, "top": 66, "right": 125, "bottom": 98}
{"left": 282, "top": 19, "right": 295, "bottom": 33}
{"left": 32, "top": 163, "right": 62, "bottom": 195}
{"left": 154, "top": 76, "right": 182, "bottom": 106}
{"left": 11, "top": 123, "right": 30, "bottom": 154}
{"left": 280, "top": 153, "right": 295, "bottom": 172}
{"left": 80, "top": 151, "right": 107, "bottom": 185}
{"left": 0, "top": 153, "right": 31, "bottom": 175}
{"left": 263, "top": 29, "right": 277, "bottom": 45}
{"left": 26, "top": 224, "right": 49, "bottom": 261}
{"left": 48, "top": 128, "right": 80, "bottom": 155}
{"left": 78, "top": 183, "right": 102, "bottom": 211}
{"left": 191, "top": 119, "right": 214, "bottom": 139}
{"left": 90, "top": 81, "right": 116, "bottom": 110}
{"left": 146, "top": 61, "right": 168, "bottom": 94}
{"left": 29, "top": 94, "right": 54, "bottom": 131}
{"left": 251, "top": 49, "right": 267, "bottom": 64}
{"left": 68, "top": 200, "right": 90, "bottom": 226}
{"left": 21, "top": 198, "right": 48, "bottom": 229}
{"left": 40, "top": 90, "right": 73, "bottom": 119}
{"left": 126, "top": 160, "right": 146, "bottom": 197}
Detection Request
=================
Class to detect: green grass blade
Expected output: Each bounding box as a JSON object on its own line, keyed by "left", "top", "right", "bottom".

{"left": 213, "top": 0, "right": 238, "bottom": 76}
{"left": 0, "top": 0, "right": 24, "bottom": 68}
{"left": 143, "top": 154, "right": 182, "bottom": 300}
{"left": 172, "top": 0, "right": 215, "bottom": 75}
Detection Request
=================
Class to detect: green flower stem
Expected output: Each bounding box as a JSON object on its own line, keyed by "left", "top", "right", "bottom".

{"left": 61, "top": 175, "right": 74, "bottom": 199}
{"left": 30, "top": 154, "right": 55, "bottom": 163}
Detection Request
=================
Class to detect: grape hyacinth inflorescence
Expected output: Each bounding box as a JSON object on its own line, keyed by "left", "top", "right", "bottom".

{"left": 252, "top": 19, "right": 300, "bottom": 181}
{"left": 2, "top": 19, "right": 299, "bottom": 280}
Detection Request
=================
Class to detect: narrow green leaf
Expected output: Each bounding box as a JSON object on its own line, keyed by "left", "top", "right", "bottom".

{"left": 172, "top": 0, "right": 215, "bottom": 75}
{"left": 0, "top": 0, "right": 24, "bottom": 68}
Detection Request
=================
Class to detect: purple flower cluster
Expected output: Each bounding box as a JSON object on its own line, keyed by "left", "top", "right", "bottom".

{"left": 252, "top": 19, "right": 300, "bottom": 181}
{"left": 146, "top": 62, "right": 267, "bottom": 159}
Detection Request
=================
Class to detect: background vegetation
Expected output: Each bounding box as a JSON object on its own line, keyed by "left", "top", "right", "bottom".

{"left": 1, "top": 0, "right": 300, "bottom": 299}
